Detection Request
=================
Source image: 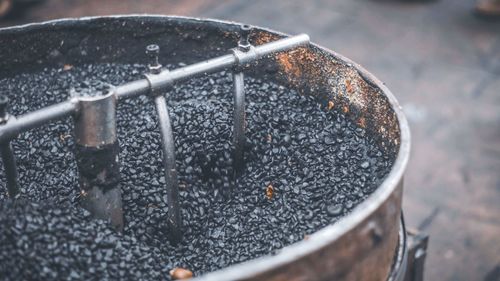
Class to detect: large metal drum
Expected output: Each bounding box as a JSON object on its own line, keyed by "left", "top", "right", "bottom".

{"left": 0, "top": 16, "right": 410, "bottom": 281}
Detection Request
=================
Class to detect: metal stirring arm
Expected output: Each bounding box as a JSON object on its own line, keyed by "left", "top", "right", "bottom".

{"left": 231, "top": 24, "right": 252, "bottom": 176}
{"left": 0, "top": 33, "right": 310, "bottom": 144}
{"left": 0, "top": 29, "right": 310, "bottom": 244}
{"left": 145, "top": 44, "right": 182, "bottom": 243}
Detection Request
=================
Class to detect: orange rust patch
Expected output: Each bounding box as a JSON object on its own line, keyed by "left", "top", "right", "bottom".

{"left": 253, "top": 31, "right": 401, "bottom": 153}
{"left": 277, "top": 52, "right": 302, "bottom": 78}
{"left": 254, "top": 32, "right": 279, "bottom": 45}
{"left": 276, "top": 48, "right": 318, "bottom": 82}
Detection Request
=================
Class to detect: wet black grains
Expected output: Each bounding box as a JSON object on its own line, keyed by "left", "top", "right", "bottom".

{"left": 0, "top": 63, "right": 394, "bottom": 280}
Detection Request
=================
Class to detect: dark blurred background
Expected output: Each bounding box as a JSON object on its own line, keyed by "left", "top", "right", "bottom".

{"left": 1, "top": 1, "right": 499, "bottom": 280}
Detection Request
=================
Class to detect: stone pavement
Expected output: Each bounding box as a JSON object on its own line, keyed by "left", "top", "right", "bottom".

{"left": 1, "top": 0, "right": 499, "bottom": 280}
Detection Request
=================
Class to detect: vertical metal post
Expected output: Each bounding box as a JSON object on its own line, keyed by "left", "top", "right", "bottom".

{"left": 0, "top": 142, "right": 18, "bottom": 197}
{"left": 0, "top": 95, "right": 19, "bottom": 197}
{"left": 73, "top": 89, "right": 124, "bottom": 231}
{"left": 232, "top": 24, "right": 252, "bottom": 176}
{"left": 146, "top": 44, "right": 182, "bottom": 244}
{"left": 232, "top": 72, "right": 245, "bottom": 175}
{"left": 154, "top": 95, "right": 182, "bottom": 243}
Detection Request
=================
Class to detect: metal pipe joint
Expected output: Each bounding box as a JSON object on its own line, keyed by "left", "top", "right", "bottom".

{"left": 232, "top": 46, "right": 258, "bottom": 71}
{"left": 73, "top": 89, "right": 117, "bottom": 147}
{"left": 73, "top": 88, "right": 124, "bottom": 231}
{"left": 145, "top": 71, "right": 174, "bottom": 96}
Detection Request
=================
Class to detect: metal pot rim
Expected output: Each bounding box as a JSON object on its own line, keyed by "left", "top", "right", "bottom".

{"left": 0, "top": 15, "right": 411, "bottom": 280}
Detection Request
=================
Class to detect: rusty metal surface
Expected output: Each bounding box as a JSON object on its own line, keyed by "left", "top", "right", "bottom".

{"left": 253, "top": 31, "right": 400, "bottom": 155}
{"left": 0, "top": 16, "right": 410, "bottom": 280}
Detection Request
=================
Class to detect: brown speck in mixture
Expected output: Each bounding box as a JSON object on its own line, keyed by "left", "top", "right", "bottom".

{"left": 346, "top": 80, "right": 354, "bottom": 94}
{"left": 357, "top": 117, "right": 366, "bottom": 128}
{"left": 170, "top": 267, "right": 193, "bottom": 280}
{"left": 266, "top": 184, "right": 274, "bottom": 200}
{"left": 63, "top": 64, "right": 73, "bottom": 71}
{"left": 59, "top": 133, "right": 71, "bottom": 143}
{"left": 328, "top": 100, "right": 334, "bottom": 110}
{"left": 80, "top": 190, "right": 88, "bottom": 197}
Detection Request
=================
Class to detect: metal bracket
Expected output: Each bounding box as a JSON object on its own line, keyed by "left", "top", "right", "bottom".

{"left": 231, "top": 24, "right": 254, "bottom": 176}
{"left": 231, "top": 46, "right": 258, "bottom": 71}
{"left": 388, "top": 215, "right": 429, "bottom": 281}
{"left": 404, "top": 229, "right": 429, "bottom": 281}
{"left": 145, "top": 43, "right": 174, "bottom": 96}
{"left": 145, "top": 44, "right": 183, "bottom": 244}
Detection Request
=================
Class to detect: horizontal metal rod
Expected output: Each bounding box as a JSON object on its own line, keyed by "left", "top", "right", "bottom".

{"left": 116, "top": 79, "right": 150, "bottom": 100}
{"left": 0, "top": 34, "right": 310, "bottom": 143}
{"left": 254, "top": 34, "right": 310, "bottom": 57}
{"left": 168, "top": 54, "right": 236, "bottom": 83}
{"left": 0, "top": 100, "right": 78, "bottom": 143}
{"left": 118, "top": 34, "right": 310, "bottom": 99}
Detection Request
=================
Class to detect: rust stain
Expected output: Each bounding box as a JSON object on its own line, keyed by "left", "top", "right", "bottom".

{"left": 254, "top": 30, "right": 401, "bottom": 153}
{"left": 254, "top": 31, "right": 279, "bottom": 45}
{"left": 277, "top": 52, "right": 302, "bottom": 78}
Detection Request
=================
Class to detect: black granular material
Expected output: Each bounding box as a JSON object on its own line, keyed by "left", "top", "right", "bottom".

{"left": 0, "top": 63, "right": 394, "bottom": 281}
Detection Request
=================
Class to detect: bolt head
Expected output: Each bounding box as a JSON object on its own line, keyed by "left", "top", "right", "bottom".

{"left": 238, "top": 25, "right": 252, "bottom": 51}
{"left": 241, "top": 24, "right": 252, "bottom": 33}
{"left": 146, "top": 44, "right": 160, "bottom": 56}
